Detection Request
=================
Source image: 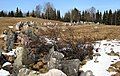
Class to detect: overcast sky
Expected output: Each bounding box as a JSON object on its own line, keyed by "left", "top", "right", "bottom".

{"left": 0, "top": 0, "right": 120, "bottom": 16}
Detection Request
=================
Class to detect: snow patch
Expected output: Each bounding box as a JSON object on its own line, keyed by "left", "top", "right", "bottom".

{"left": 2, "top": 50, "right": 16, "bottom": 57}
{"left": 2, "top": 62, "right": 11, "bottom": 67}
{"left": 80, "top": 40, "right": 120, "bottom": 76}
{"left": 0, "top": 69, "right": 10, "bottom": 76}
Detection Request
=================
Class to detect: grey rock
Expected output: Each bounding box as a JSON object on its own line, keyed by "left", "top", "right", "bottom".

{"left": 47, "top": 46, "right": 64, "bottom": 69}
{"left": 18, "top": 68, "right": 39, "bottom": 76}
{"left": 6, "top": 32, "right": 17, "bottom": 52}
{"left": 49, "top": 46, "right": 64, "bottom": 60}
{"left": 80, "top": 70, "right": 94, "bottom": 76}
{"left": 47, "top": 46, "right": 81, "bottom": 76}
{"left": 61, "top": 59, "right": 81, "bottom": 76}
{"left": 14, "top": 47, "right": 34, "bottom": 66}
{"left": 18, "top": 68, "right": 67, "bottom": 76}
{"left": 13, "top": 47, "right": 34, "bottom": 76}
{"left": 85, "top": 70, "right": 94, "bottom": 76}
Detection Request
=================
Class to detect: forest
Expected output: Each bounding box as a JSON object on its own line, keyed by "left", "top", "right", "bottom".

{"left": 0, "top": 2, "right": 120, "bottom": 25}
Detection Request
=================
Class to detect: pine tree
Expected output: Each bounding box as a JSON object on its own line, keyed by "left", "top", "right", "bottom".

{"left": 41, "top": 13, "right": 45, "bottom": 19}
{"left": 15, "top": 7, "right": 19, "bottom": 17}
{"left": 56, "top": 10, "right": 61, "bottom": 20}
{"left": 81, "top": 11, "right": 85, "bottom": 22}
{"left": 103, "top": 11, "right": 109, "bottom": 25}
{"left": 112, "top": 11, "right": 116, "bottom": 25}
{"left": 0, "top": 10, "right": 5, "bottom": 17}
{"left": 84, "top": 11, "right": 90, "bottom": 22}
{"left": 99, "top": 12, "right": 102, "bottom": 23}
{"left": 26, "top": 11, "right": 29, "bottom": 17}
{"left": 108, "top": 9, "right": 112, "bottom": 25}
{"left": 19, "top": 10, "right": 23, "bottom": 17}
{"left": 95, "top": 10, "right": 102, "bottom": 23}
{"left": 10, "top": 11, "right": 14, "bottom": 17}
{"left": 50, "top": 9, "right": 56, "bottom": 20}
{"left": 116, "top": 10, "right": 120, "bottom": 25}
{"left": 95, "top": 10, "right": 100, "bottom": 23}
{"left": 31, "top": 10, "right": 36, "bottom": 17}
{"left": 64, "top": 11, "right": 70, "bottom": 22}
{"left": 71, "top": 8, "right": 81, "bottom": 22}
{"left": 8, "top": 11, "right": 11, "bottom": 17}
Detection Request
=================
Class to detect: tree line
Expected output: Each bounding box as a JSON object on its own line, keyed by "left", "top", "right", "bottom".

{"left": 0, "top": 2, "right": 120, "bottom": 25}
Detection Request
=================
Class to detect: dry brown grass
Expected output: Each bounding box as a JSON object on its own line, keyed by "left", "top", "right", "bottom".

{"left": 0, "top": 17, "right": 62, "bottom": 33}
{"left": 65, "top": 25, "right": 120, "bottom": 42}
{"left": 0, "top": 17, "right": 120, "bottom": 43}
{"left": 45, "top": 24, "right": 120, "bottom": 43}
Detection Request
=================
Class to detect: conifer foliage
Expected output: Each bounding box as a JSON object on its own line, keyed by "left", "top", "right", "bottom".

{"left": 0, "top": 3, "right": 120, "bottom": 25}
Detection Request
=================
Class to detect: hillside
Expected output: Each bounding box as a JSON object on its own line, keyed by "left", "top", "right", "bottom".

{"left": 0, "top": 17, "right": 62, "bottom": 33}
{"left": 0, "top": 17, "right": 120, "bottom": 76}
{"left": 0, "top": 17, "right": 120, "bottom": 41}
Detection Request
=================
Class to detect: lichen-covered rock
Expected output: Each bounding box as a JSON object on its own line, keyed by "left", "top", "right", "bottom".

{"left": 80, "top": 70, "right": 94, "bottom": 76}
{"left": 18, "top": 68, "right": 67, "bottom": 76}
{"left": 47, "top": 46, "right": 64, "bottom": 69}
{"left": 13, "top": 47, "right": 34, "bottom": 76}
{"left": 14, "top": 47, "right": 34, "bottom": 66}
{"left": 60, "top": 59, "right": 81, "bottom": 76}
{"left": 47, "top": 46, "right": 81, "bottom": 76}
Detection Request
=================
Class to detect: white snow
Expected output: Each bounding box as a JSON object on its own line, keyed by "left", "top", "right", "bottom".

{"left": 80, "top": 40, "right": 120, "bottom": 76}
{"left": 45, "top": 38, "right": 53, "bottom": 44}
{"left": 2, "top": 50, "right": 16, "bottom": 57}
{"left": 8, "top": 26, "right": 13, "bottom": 29}
{"left": 2, "top": 62, "right": 11, "bottom": 67}
{"left": 0, "top": 69, "right": 10, "bottom": 76}
{"left": 45, "top": 38, "right": 56, "bottom": 44}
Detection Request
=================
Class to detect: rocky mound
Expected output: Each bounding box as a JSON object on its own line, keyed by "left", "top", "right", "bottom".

{"left": 0, "top": 21, "right": 94, "bottom": 76}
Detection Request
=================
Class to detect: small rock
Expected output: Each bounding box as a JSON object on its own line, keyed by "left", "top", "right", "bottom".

{"left": 33, "top": 61, "right": 44, "bottom": 70}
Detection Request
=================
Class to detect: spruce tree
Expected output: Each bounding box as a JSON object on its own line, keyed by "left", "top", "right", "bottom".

{"left": 0, "top": 10, "right": 5, "bottom": 17}
{"left": 95, "top": 10, "right": 100, "bottom": 23}
{"left": 15, "top": 7, "right": 19, "bottom": 17}
{"left": 26, "top": 11, "right": 29, "bottom": 17}
{"left": 112, "top": 11, "right": 116, "bottom": 25}
{"left": 81, "top": 11, "right": 85, "bottom": 22}
{"left": 56, "top": 10, "right": 61, "bottom": 20}
{"left": 99, "top": 12, "right": 102, "bottom": 23}
{"left": 108, "top": 9, "right": 112, "bottom": 25}
{"left": 64, "top": 11, "right": 70, "bottom": 22}
{"left": 95, "top": 10, "right": 102, "bottom": 23}
{"left": 31, "top": 10, "right": 36, "bottom": 17}
{"left": 103, "top": 11, "right": 109, "bottom": 25}
{"left": 11, "top": 11, "right": 14, "bottom": 17}
{"left": 116, "top": 10, "right": 120, "bottom": 25}
{"left": 19, "top": 10, "right": 23, "bottom": 17}
{"left": 71, "top": 8, "right": 81, "bottom": 22}
{"left": 8, "top": 12, "right": 11, "bottom": 17}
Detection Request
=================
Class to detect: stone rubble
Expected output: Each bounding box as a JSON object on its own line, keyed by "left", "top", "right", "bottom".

{"left": 0, "top": 21, "right": 95, "bottom": 76}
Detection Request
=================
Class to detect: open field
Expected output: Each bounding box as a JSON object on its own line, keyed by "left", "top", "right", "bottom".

{"left": 0, "top": 17, "right": 120, "bottom": 42}
{"left": 0, "top": 17, "right": 62, "bottom": 33}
